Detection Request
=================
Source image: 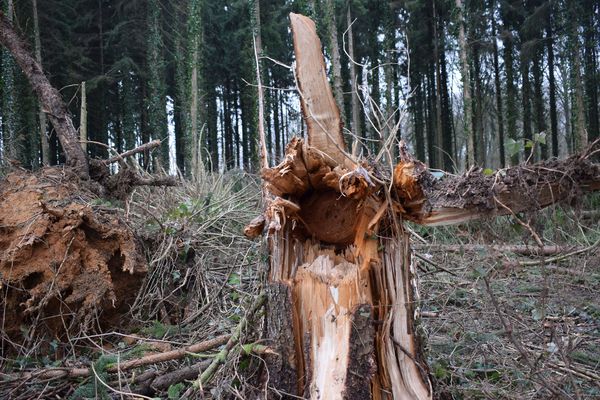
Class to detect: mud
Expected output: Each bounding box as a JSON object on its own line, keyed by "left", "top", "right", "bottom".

{"left": 0, "top": 168, "right": 147, "bottom": 345}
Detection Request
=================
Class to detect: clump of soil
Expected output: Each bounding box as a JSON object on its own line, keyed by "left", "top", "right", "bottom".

{"left": 0, "top": 168, "right": 147, "bottom": 347}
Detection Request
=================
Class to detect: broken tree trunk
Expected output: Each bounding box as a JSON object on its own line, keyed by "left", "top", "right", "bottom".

{"left": 252, "top": 13, "right": 600, "bottom": 400}
{"left": 259, "top": 14, "right": 431, "bottom": 399}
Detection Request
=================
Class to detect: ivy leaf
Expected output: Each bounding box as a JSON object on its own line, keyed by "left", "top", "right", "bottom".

{"left": 534, "top": 132, "right": 546, "bottom": 145}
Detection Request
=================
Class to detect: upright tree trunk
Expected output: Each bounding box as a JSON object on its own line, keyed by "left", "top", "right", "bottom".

{"left": 546, "top": 17, "right": 559, "bottom": 158}
{"left": 325, "top": 0, "right": 346, "bottom": 127}
{"left": 347, "top": 6, "right": 361, "bottom": 151}
{"left": 569, "top": 3, "right": 587, "bottom": 150}
{"left": 432, "top": 1, "right": 444, "bottom": 169}
{"left": 501, "top": 6, "right": 519, "bottom": 165}
{"left": 582, "top": 2, "right": 599, "bottom": 141}
{"left": 532, "top": 55, "right": 546, "bottom": 159}
{"left": 79, "top": 81, "right": 87, "bottom": 154}
{"left": 187, "top": 0, "right": 202, "bottom": 176}
{"left": 491, "top": 3, "right": 506, "bottom": 167}
{"left": 32, "top": 0, "right": 49, "bottom": 166}
{"left": 1, "top": 0, "right": 15, "bottom": 161}
{"left": 521, "top": 57, "right": 533, "bottom": 161}
{"left": 146, "top": 0, "right": 169, "bottom": 169}
{"left": 252, "top": 0, "right": 268, "bottom": 170}
{"left": 455, "top": 0, "right": 475, "bottom": 166}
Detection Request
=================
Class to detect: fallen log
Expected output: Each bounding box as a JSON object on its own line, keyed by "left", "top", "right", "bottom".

{"left": 414, "top": 244, "right": 587, "bottom": 256}
{"left": 394, "top": 142, "right": 600, "bottom": 226}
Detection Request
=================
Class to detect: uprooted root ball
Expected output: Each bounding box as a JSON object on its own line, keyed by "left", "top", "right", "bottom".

{"left": 0, "top": 168, "right": 147, "bottom": 350}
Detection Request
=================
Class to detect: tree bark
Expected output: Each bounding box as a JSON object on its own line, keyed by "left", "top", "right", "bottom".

{"left": 546, "top": 16, "right": 559, "bottom": 158}
{"left": 260, "top": 14, "right": 432, "bottom": 399}
{"left": 0, "top": 11, "right": 88, "bottom": 177}
{"left": 326, "top": 0, "right": 346, "bottom": 127}
{"left": 252, "top": 0, "right": 268, "bottom": 171}
{"left": 32, "top": 0, "right": 50, "bottom": 166}
{"left": 79, "top": 81, "right": 87, "bottom": 153}
{"left": 455, "top": 0, "right": 474, "bottom": 167}
{"left": 346, "top": 6, "right": 362, "bottom": 152}
{"left": 491, "top": 1, "right": 505, "bottom": 167}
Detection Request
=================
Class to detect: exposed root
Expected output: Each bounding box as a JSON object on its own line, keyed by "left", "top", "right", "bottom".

{"left": 0, "top": 168, "right": 147, "bottom": 351}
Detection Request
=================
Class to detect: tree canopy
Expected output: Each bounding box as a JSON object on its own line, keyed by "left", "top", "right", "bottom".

{"left": 0, "top": 0, "right": 598, "bottom": 174}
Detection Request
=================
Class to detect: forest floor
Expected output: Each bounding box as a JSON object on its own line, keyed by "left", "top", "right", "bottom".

{"left": 415, "top": 211, "right": 600, "bottom": 399}
{"left": 0, "top": 166, "right": 599, "bottom": 399}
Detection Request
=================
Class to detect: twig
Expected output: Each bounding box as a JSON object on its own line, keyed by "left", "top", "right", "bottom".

{"left": 483, "top": 276, "right": 571, "bottom": 399}
{"left": 517, "top": 238, "right": 600, "bottom": 266}
{"left": 494, "top": 196, "right": 544, "bottom": 247}
{"left": 197, "top": 291, "right": 267, "bottom": 387}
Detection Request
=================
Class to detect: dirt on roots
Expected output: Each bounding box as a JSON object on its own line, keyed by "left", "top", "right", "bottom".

{"left": 0, "top": 167, "right": 147, "bottom": 348}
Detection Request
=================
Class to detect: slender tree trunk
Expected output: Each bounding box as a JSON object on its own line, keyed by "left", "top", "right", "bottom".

{"left": 146, "top": 0, "right": 169, "bottom": 169}
{"left": 432, "top": 1, "right": 444, "bottom": 169}
{"left": 455, "top": 0, "right": 474, "bottom": 166}
{"left": 413, "top": 76, "right": 426, "bottom": 162}
{"left": 521, "top": 56, "right": 532, "bottom": 161}
{"left": 79, "top": 81, "right": 87, "bottom": 154}
{"left": 252, "top": 0, "right": 268, "bottom": 170}
{"left": 502, "top": 15, "right": 518, "bottom": 165}
{"left": 583, "top": 3, "right": 599, "bottom": 141}
{"left": 347, "top": 6, "right": 361, "bottom": 150}
{"left": 32, "top": 0, "right": 49, "bottom": 166}
{"left": 569, "top": 3, "right": 587, "bottom": 150}
{"left": 325, "top": 0, "right": 346, "bottom": 126}
{"left": 472, "top": 45, "right": 485, "bottom": 165}
{"left": 491, "top": 4, "right": 505, "bottom": 167}
{"left": 546, "top": 19, "right": 559, "bottom": 158}
{"left": 532, "top": 55, "right": 546, "bottom": 159}
{"left": 425, "top": 66, "right": 437, "bottom": 167}
{"left": 1, "top": 0, "right": 15, "bottom": 161}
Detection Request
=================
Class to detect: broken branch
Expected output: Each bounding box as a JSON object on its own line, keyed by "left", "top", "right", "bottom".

{"left": 103, "top": 140, "right": 162, "bottom": 165}
{"left": 6, "top": 335, "right": 230, "bottom": 382}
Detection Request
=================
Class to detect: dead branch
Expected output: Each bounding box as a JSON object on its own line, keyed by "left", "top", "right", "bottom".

{"left": 150, "top": 360, "right": 211, "bottom": 391}
{"left": 0, "top": 12, "right": 88, "bottom": 178}
{"left": 414, "top": 244, "right": 586, "bottom": 256}
{"left": 103, "top": 140, "right": 162, "bottom": 165}
{"left": 133, "top": 175, "right": 178, "bottom": 187}
{"left": 516, "top": 238, "right": 600, "bottom": 266}
{"left": 5, "top": 335, "right": 230, "bottom": 382}
{"left": 197, "top": 291, "right": 267, "bottom": 386}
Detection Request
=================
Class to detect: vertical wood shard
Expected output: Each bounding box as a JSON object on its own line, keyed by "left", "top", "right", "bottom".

{"left": 290, "top": 13, "right": 355, "bottom": 170}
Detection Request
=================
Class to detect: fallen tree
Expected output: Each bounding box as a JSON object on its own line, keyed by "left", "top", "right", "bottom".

{"left": 248, "top": 13, "right": 600, "bottom": 400}
{"left": 0, "top": 11, "right": 175, "bottom": 351}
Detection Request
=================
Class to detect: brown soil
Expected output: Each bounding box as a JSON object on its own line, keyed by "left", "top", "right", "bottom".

{"left": 0, "top": 168, "right": 147, "bottom": 347}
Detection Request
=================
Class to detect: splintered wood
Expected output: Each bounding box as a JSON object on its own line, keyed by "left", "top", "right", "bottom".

{"left": 249, "top": 11, "right": 600, "bottom": 400}
{"left": 253, "top": 13, "right": 432, "bottom": 400}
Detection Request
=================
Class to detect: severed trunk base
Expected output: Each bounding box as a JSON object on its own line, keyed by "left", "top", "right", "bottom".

{"left": 259, "top": 139, "right": 432, "bottom": 399}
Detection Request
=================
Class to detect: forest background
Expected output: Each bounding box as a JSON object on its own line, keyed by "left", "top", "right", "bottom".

{"left": 0, "top": 0, "right": 598, "bottom": 175}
